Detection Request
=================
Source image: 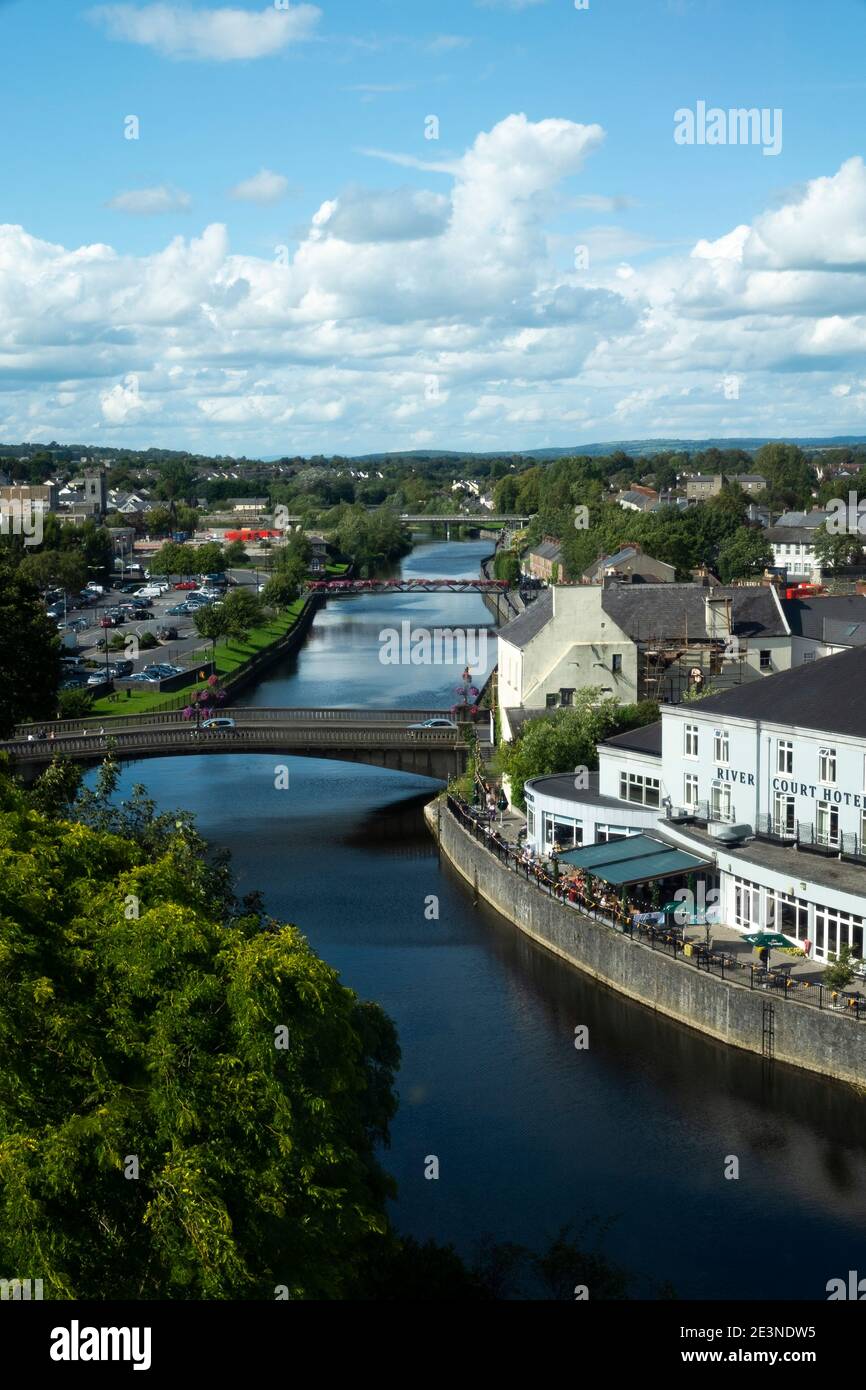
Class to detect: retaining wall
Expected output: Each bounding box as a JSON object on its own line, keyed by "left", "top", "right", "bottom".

{"left": 427, "top": 799, "right": 866, "bottom": 1086}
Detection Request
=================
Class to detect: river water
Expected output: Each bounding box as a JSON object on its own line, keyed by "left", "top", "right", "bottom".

{"left": 106, "top": 539, "right": 866, "bottom": 1299}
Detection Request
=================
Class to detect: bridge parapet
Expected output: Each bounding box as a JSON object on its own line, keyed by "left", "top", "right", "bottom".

{"left": 14, "top": 707, "right": 455, "bottom": 739}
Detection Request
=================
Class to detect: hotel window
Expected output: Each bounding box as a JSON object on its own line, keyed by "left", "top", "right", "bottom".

{"left": 760, "top": 650, "right": 772, "bottom": 671}
{"left": 612, "top": 653, "right": 623, "bottom": 674}
{"left": 861, "top": 807, "right": 866, "bottom": 853}
{"left": 814, "top": 906, "right": 865, "bottom": 962}
{"left": 526, "top": 806, "right": 536, "bottom": 838}
{"left": 596, "top": 825, "right": 631, "bottom": 844}
{"left": 777, "top": 740, "right": 793, "bottom": 775}
{"left": 803, "top": 650, "right": 816, "bottom": 663}
{"left": 619, "top": 772, "right": 660, "bottom": 807}
{"left": 711, "top": 782, "right": 733, "bottom": 822}
{"left": 684, "top": 773, "right": 699, "bottom": 807}
{"left": 773, "top": 792, "right": 796, "bottom": 837}
{"left": 819, "top": 747, "right": 837, "bottom": 784}
{"left": 684, "top": 723, "right": 699, "bottom": 758}
{"left": 816, "top": 800, "right": 840, "bottom": 848}
{"left": 714, "top": 730, "right": 729, "bottom": 764}
{"left": 733, "top": 879, "right": 759, "bottom": 930}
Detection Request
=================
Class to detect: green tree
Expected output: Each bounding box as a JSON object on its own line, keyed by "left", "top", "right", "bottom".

{"left": 194, "top": 542, "right": 227, "bottom": 575}
{"left": 715, "top": 529, "right": 773, "bottom": 583}
{"left": 0, "top": 767, "right": 400, "bottom": 1299}
{"left": 812, "top": 523, "right": 864, "bottom": 575}
{"left": 224, "top": 539, "right": 249, "bottom": 566}
{"left": 501, "top": 693, "right": 659, "bottom": 809}
{"left": 0, "top": 557, "right": 61, "bottom": 734}
{"left": 193, "top": 605, "right": 229, "bottom": 661}
{"left": 220, "top": 588, "right": 264, "bottom": 643}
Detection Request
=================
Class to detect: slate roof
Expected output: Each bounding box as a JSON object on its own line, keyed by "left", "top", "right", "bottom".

{"left": 773, "top": 510, "right": 829, "bottom": 530}
{"left": 601, "top": 721, "right": 663, "bottom": 756}
{"left": 783, "top": 594, "right": 866, "bottom": 647}
{"left": 690, "top": 644, "right": 866, "bottom": 738}
{"left": 766, "top": 527, "right": 821, "bottom": 545}
{"left": 528, "top": 541, "right": 563, "bottom": 561}
{"left": 601, "top": 584, "right": 787, "bottom": 642}
{"left": 498, "top": 589, "right": 553, "bottom": 649}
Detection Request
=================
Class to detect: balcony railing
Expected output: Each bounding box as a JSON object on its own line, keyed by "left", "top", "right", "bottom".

{"left": 755, "top": 814, "right": 852, "bottom": 859}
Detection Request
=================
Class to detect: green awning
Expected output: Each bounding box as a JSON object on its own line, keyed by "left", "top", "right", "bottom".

{"left": 557, "top": 834, "right": 710, "bottom": 887}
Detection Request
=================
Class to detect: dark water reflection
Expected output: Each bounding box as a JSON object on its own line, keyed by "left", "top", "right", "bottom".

{"left": 106, "top": 541, "right": 866, "bottom": 1299}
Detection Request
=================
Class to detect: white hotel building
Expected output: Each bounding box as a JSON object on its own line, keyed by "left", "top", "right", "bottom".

{"left": 523, "top": 644, "right": 866, "bottom": 962}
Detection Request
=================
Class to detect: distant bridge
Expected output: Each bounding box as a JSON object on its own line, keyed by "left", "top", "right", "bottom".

{"left": 4, "top": 708, "right": 488, "bottom": 783}
{"left": 306, "top": 577, "right": 511, "bottom": 596}
{"left": 205, "top": 513, "right": 530, "bottom": 530}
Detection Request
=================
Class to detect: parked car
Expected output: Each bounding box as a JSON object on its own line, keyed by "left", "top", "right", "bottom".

{"left": 85, "top": 582, "right": 105, "bottom": 595}
{"left": 99, "top": 616, "right": 117, "bottom": 628}
{"left": 408, "top": 717, "right": 459, "bottom": 731}
{"left": 60, "top": 675, "right": 89, "bottom": 690}
{"left": 156, "top": 626, "right": 178, "bottom": 641}
{"left": 112, "top": 660, "right": 134, "bottom": 677}
{"left": 199, "top": 717, "right": 236, "bottom": 731}
{"left": 87, "top": 671, "right": 110, "bottom": 687}
{"left": 173, "top": 581, "right": 199, "bottom": 591}
{"left": 166, "top": 603, "right": 189, "bottom": 616}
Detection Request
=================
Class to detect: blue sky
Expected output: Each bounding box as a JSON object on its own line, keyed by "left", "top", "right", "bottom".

{"left": 2, "top": 0, "right": 866, "bottom": 455}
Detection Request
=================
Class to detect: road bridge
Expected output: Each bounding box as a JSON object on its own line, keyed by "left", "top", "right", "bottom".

{"left": 3, "top": 708, "right": 489, "bottom": 783}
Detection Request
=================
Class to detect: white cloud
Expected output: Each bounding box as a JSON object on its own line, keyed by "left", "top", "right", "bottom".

{"left": 311, "top": 187, "right": 450, "bottom": 243}
{"left": 6, "top": 123, "right": 866, "bottom": 452}
{"left": 229, "top": 169, "right": 292, "bottom": 204}
{"left": 425, "top": 35, "right": 471, "bottom": 54}
{"left": 107, "top": 185, "right": 191, "bottom": 214}
{"left": 88, "top": 3, "right": 321, "bottom": 62}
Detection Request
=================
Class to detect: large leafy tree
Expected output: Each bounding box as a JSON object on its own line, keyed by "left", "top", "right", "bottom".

{"left": 715, "top": 528, "right": 773, "bottom": 583}
{"left": 0, "top": 766, "right": 400, "bottom": 1299}
{"left": 0, "top": 556, "right": 61, "bottom": 734}
{"left": 501, "top": 693, "right": 660, "bottom": 808}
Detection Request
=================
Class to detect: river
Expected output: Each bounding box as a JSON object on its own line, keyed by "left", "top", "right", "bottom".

{"left": 104, "top": 538, "right": 866, "bottom": 1299}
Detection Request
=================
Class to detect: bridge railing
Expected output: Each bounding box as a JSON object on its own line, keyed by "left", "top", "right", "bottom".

{"left": 13, "top": 708, "right": 453, "bottom": 738}
{"left": 1, "top": 725, "right": 465, "bottom": 759}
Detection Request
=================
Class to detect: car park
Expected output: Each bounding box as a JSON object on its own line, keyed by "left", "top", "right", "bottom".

{"left": 60, "top": 674, "right": 90, "bottom": 690}
{"left": 87, "top": 671, "right": 110, "bottom": 687}
{"left": 112, "top": 660, "right": 134, "bottom": 677}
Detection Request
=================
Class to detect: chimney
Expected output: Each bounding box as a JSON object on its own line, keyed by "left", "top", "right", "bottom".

{"left": 705, "top": 593, "right": 732, "bottom": 640}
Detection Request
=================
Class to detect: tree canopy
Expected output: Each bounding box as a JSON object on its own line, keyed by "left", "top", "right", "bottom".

{"left": 501, "top": 693, "right": 660, "bottom": 808}
{"left": 0, "top": 762, "right": 400, "bottom": 1299}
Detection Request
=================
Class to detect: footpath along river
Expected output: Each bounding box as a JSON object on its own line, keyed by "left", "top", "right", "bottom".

{"left": 105, "top": 539, "right": 866, "bottom": 1298}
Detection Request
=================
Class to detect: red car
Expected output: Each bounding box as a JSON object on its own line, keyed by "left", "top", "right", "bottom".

{"left": 174, "top": 581, "right": 199, "bottom": 591}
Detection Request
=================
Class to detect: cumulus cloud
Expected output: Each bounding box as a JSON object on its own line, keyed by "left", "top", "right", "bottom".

{"left": 107, "top": 185, "right": 191, "bottom": 214}
{"left": 311, "top": 187, "right": 450, "bottom": 243}
{"left": 88, "top": 3, "right": 321, "bottom": 62}
{"left": 229, "top": 169, "right": 292, "bottom": 204}
{"left": 4, "top": 120, "right": 866, "bottom": 451}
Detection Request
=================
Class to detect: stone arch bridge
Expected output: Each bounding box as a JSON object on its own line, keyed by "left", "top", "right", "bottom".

{"left": 2, "top": 708, "right": 488, "bottom": 784}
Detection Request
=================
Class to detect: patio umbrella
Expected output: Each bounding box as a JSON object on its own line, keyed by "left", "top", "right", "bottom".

{"left": 742, "top": 931, "right": 797, "bottom": 950}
